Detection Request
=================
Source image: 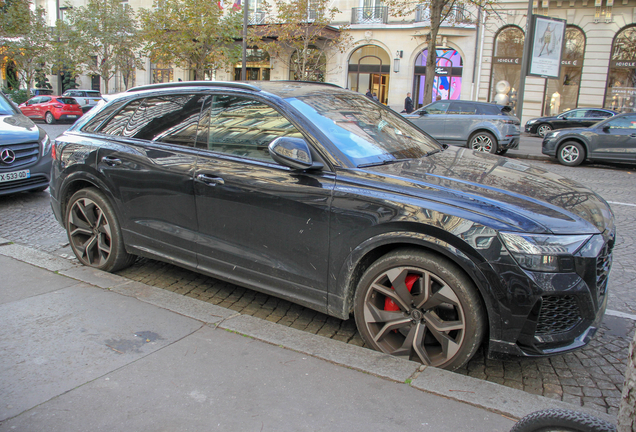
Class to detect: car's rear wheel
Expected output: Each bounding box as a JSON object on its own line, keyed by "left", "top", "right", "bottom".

{"left": 354, "top": 249, "right": 486, "bottom": 371}
{"left": 45, "top": 111, "right": 56, "bottom": 124}
{"left": 557, "top": 141, "right": 585, "bottom": 166}
{"left": 469, "top": 132, "right": 497, "bottom": 153}
{"left": 65, "top": 188, "right": 135, "bottom": 272}
{"left": 537, "top": 123, "right": 552, "bottom": 137}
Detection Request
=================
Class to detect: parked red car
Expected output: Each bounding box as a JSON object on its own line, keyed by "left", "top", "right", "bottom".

{"left": 19, "top": 96, "right": 84, "bottom": 124}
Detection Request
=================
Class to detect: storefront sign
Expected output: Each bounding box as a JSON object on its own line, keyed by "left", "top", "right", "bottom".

{"left": 561, "top": 59, "right": 579, "bottom": 66}
{"left": 528, "top": 15, "right": 566, "bottom": 79}
{"left": 612, "top": 61, "right": 636, "bottom": 68}
{"left": 494, "top": 57, "right": 521, "bottom": 64}
{"left": 612, "top": 87, "right": 636, "bottom": 96}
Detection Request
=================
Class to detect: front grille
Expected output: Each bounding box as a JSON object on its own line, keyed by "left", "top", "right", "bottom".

{"left": 536, "top": 295, "right": 581, "bottom": 335}
{"left": 596, "top": 239, "right": 613, "bottom": 296}
{"left": 0, "top": 142, "right": 40, "bottom": 169}
{"left": 0, "top": 174, "right": 48, "bottom": 192}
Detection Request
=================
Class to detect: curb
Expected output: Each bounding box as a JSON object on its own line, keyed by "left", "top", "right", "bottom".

{"left": 0, "top": 237, "right": 616, "bottom": 423}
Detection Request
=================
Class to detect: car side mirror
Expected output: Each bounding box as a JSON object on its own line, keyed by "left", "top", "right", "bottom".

{"left": 602, "top": 125, "right": 611, "bottom": 132}
{"left": 419, "top": 110, "right": 427, "bottom": 116}
{"left": 269, "top": 137, "right": 323, "bottom": 171}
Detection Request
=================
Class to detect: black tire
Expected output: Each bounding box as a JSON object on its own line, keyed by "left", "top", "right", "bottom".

{"left": 65, "top": 188, "right": 135, "bottom": 272}
{"left": 496, "top": 148, "right": 509, "bottom": 155}
{"left": 510, "top": 409, "right": 616, "bottom": 432}
{"left": 353, "top": 249, "right": 486, "bottom": 371}
{"left": 469, "top": 131, "right": 497, "bottom": 153}
{"left": 557, "top": 141, "right": 585, "bottom": 167}
{"left": 536, "top": 123, "right": 552, "bottom": 137}
{"left": 45, "top": 111, "right": 56, "bottom": 124}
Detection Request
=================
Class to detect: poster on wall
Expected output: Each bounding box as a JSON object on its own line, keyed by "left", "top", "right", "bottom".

{"left": 528, "top": 15, "right": 566, "bottom": 79}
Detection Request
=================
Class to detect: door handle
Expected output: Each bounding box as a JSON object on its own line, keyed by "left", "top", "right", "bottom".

{"left": 101, "top": 156, "right": 122, "bottom": 166}
{"left": 196, "top": 173, "right": 225, "bottom": 186}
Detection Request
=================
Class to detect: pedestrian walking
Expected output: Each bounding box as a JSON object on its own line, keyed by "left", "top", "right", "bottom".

{"left": 404, "top": 92, "right": 413, "bottom": 113}
{"left": 365, "top": 89, "right": 373, "bottom": 99}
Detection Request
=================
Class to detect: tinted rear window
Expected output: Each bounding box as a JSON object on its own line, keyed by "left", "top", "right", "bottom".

{"left": 86, "top": 91, "right": 102, "bottom": 97}
{"left": 57, "top": 98, "right": 78, "bottom": 105}
{"left": 476, "top": 104, "right": 502, "bottom": 115}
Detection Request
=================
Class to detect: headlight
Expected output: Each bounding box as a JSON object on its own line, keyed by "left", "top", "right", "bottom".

{"left": 40, "top": 134, "right": 52, "bottom": 156}
{"left": 499, "top": 232, "right": 592, "bottom": 272}
{"left": 526, "top": 119, "right": 537, "bottom": 125}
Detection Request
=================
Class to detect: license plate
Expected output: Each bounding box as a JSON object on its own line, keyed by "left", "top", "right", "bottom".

{"left": 0, "top": 169, "right": 30, "bottom": 183}
{"left": 68, "top": 115, "right": 77, "bottom": 118}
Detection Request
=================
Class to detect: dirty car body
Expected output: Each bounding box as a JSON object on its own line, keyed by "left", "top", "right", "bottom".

{"left": 49, "top": 81, "right": 614, "bottom": 370}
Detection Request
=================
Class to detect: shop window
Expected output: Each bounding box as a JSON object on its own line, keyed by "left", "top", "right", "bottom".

{"left": 234, "top": 47, "right": 271, "bottom": 81}
{"left": 542, "top": 26, "right": 585, "bottom": 116}
{"left": 605, "top": 25, "right": 636, "bottom": 113}
{"left": 347, "top": 45, "right": 390, "bottom": 104}
{"left": 488, "top": 26, "right": 524, "bottom": 115}
{"left": 413, "top": 48, "right": 463, "bottom": 108}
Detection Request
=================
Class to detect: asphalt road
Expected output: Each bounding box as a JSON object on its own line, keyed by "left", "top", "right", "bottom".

{"left": 2, "top": 122, "right": 635, "bottom": 416}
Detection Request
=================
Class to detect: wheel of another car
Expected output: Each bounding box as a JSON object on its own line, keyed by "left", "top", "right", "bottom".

{"left": 44, "top": 111, "right": 56, "bottom": 124}
{"left": 536, "top": 123, "right": 552, "bottom": 137}
{"left": 469, "top": 131, "right": 497, "bottom": 153}
{"left": 557, "top": 141, "right": 585, "bottom": 166}
{"left": 353, "top": 248, "right": 486, "bottom": 371}
{"left": 65, "top": 188, "right": 136, "bottom": 272}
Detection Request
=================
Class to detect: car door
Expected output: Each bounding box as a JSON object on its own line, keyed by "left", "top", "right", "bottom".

{"left": 21, "top": 97, "right": 39, "bottom": 118}
{"left": 558, "top": 109, "right": 587, "bottom": 129}
{"left": 193, "top": 94, "right": 335, "bottom": 310}
{"left": 588, "top": 114, "right": 636, "bottom": 162}
{"left": 406, "top": 101, "right": 450, "bottom": 143}
{"left": 444, "top": 101, "right": 478, "bottom": 146}
{"left": 94, "top": 93, "right": 204, "bottom": 268}
{"left": 35, "top": 97, "right": 52, "bottom": 119}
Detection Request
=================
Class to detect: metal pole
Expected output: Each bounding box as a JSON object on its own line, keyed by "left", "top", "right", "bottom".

{"left": 241, "top": 0, "right": 248, "bottom": 80}
{"left": 516, "top": 0, "right": 534, "bottom": 123}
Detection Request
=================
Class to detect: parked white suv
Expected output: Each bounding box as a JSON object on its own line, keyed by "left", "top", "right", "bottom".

{"left": 61, "top": 89, "right": 102, "bottom": 113}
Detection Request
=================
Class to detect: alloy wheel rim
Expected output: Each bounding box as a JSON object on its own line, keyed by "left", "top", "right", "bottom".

{"left": 538, "top": 125, "right": 551, "bottom": 137}
{"left": 471, "top": 135, "right": 493, "bottom": 152}
{"left": 362, "top": 266, "right": 466, "bottom": 367}
{"left": 561, "top": 145, "right": 579, "bottom": 163}
{"left": 68, "top": 198, "right": 112, "bottom": 267}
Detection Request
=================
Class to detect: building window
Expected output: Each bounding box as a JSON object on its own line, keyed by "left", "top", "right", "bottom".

{"left": 347, "top": 45, "right": 390, "bottom": 104}
{"left": 488, "top": 25, "right": 524, "bottom": 115}
{"left": 151, "top": 62, "right": 173, "bottom": 83}
{"left": 542, "top": 26, "right": 585, "bottom": 116}
{"left": 605, "top": 25, "right": 636, "bottom": 113}
{"left": 413, "top": 48, "right": 463, "bottom": 108}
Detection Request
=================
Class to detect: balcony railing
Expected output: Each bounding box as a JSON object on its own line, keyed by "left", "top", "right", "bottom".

{"left": 414, "top": 4, "right": 472, "bottom": 24}
{"left": 351, "top": 7, "right": 388, "bottom": 24}
{"left": 249, "top": 10, "right": 266, "bottom": 25}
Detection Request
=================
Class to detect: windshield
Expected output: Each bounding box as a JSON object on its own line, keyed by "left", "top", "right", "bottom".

{"left": 288, "top": 93, "right": 441, "bottom": 167}
{"left": 0, "top": 93, "right": 19, "bottom": 115}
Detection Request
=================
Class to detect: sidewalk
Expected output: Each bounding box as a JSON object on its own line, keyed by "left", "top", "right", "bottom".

{"left": 0, "top": 238, "right": 616, "bottom": 431}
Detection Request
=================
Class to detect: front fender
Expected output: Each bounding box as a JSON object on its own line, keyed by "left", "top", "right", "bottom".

{"left": 327, "top": 230, "right": 502, "bottom": 341}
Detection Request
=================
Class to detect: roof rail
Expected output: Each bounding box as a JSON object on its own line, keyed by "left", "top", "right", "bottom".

{"left": 126, "top": 81, "right": 261, "bottom": 93}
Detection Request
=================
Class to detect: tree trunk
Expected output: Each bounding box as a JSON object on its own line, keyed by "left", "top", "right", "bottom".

{"left": 618, "top": 328, "right": 636, "bottom": 431}
{"left": 423, "top": 0, "right": 443, "bottom": 104}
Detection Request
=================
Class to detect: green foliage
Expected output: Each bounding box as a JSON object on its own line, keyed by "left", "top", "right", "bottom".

{"left": 139, "top": 0, "right": 243, "bottom": 80}
{"left": 258, "top": 0, "right": 352, "bottom": 82}
{"left": 34, "top": 69, "right": 52, "bottom": 90}
{"left": 0, "top": 0, "right": 31, "bottom": 37}
{"left": 60, "top": 73, "right": 78, "bottom": 92}
{"left": 62, "top": 0, "right": 143, "bottom": 93}
{"left": 2, "top": 88, "right": 29, "bottom": 104}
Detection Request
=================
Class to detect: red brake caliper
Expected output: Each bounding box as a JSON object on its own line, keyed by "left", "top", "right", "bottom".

{"left": 384, "top": 274, "right": 419, "bottom": 311}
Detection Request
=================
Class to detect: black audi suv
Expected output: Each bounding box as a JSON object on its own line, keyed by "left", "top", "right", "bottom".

{"left": 49, "top": 81, "right": 615, "bottom": 370}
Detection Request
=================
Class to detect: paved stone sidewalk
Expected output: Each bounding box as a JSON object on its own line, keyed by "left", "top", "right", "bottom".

{"left": 116, "top": 257, "right": 635, "bottom": 416}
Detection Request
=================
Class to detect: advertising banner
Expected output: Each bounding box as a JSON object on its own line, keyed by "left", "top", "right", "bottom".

{"left": 528, "top": 15, "right": 566, "bottom": 79}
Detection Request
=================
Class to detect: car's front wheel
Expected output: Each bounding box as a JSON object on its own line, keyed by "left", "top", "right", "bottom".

{"left": 536, "top": 123, "right": 552, "bottom": 137}
{"left": 45, "top": 111, "right": 56, "bottom": 124}
{"left": 354, "top": 249, "right": 486, "bottom": 371}
{"left": 557, "top": 141, "right": 585, "bottom": 166}
{"left": 469, "top": 132, "right": 497, "bottom": 153}
{"left": 65, "top": 188, "right": 135, "bottom": 272}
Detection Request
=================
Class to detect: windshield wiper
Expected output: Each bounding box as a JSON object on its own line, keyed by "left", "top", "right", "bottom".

{"left": 358, "top": 158, "right": 411, "bottom": 168}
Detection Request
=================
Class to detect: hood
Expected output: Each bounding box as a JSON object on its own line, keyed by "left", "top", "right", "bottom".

{"left": 366, "top": 146, "right": 613, "bottom": 235}
{"left": 0, "top": 113, "right": 42, "bottom": 146}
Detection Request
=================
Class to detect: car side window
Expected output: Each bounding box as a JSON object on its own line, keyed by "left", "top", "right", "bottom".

{"left": 606, "top": 115, "right": 636, "bottom": 128}
{"left": 196, "top": 95, "right": 302, "bottom": 162}
{"left": 27, "top": 97, "right": 40, "bottom": 105}
{"left": 587, "top": 110, "right": 613, "bottom": 118}
{"left": 564, "top": 109, "right": 586, "bottom": 119}
{"left": 40, "top": 97, "right": 51, "bottom": 104}
{"left": 120, "top": 94, "right": 206, "bottom": 147}
{"left": 448, "top": 102, "right": 477, "bottom": 115}
{"left": 424, "top": 101, "right": 450, "bottom": 114}
{"left": 98, "top": 100, "right": 143, "bottom": 136}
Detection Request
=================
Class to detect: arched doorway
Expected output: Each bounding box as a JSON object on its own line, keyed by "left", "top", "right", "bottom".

{"left": 234, "top": 47, "right": 271, "bottom": 81}
{"left": 542, "top": 26, "right": 585, "bottom": 116}
{"left": 413, "top": 48, "right": 463, "bottom": 108}
{"left": 347, "top": 45, "right": 390, "bottom": 104}
{"left": 605, "top": 25, "right": 636, "bottom": 113}
{"left": 488, "top": 25, "right": 525, "bottom": 115}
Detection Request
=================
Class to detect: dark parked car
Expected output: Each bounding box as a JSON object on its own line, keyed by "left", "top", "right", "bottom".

{"left": 403, "top": 100, "right": 520, "bottom": 154}
{"left": 0, "top": 92, "right": 52, "bottom": 195}
{"left": 19, "top": 96, "right": 84, "bottom": 124}
{"left": 542, "top": 112, "right": 636, "bottom": 166}
{"left": 525, "top": 108, "right": 617, "bottom": 137}
{"left": 50, "top": 81, "right": 615, "bottom": 371}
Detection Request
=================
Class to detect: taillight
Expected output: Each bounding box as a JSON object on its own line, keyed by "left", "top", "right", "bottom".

{"left": 51, "top": 141, "right": 56, "bottom": 160}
